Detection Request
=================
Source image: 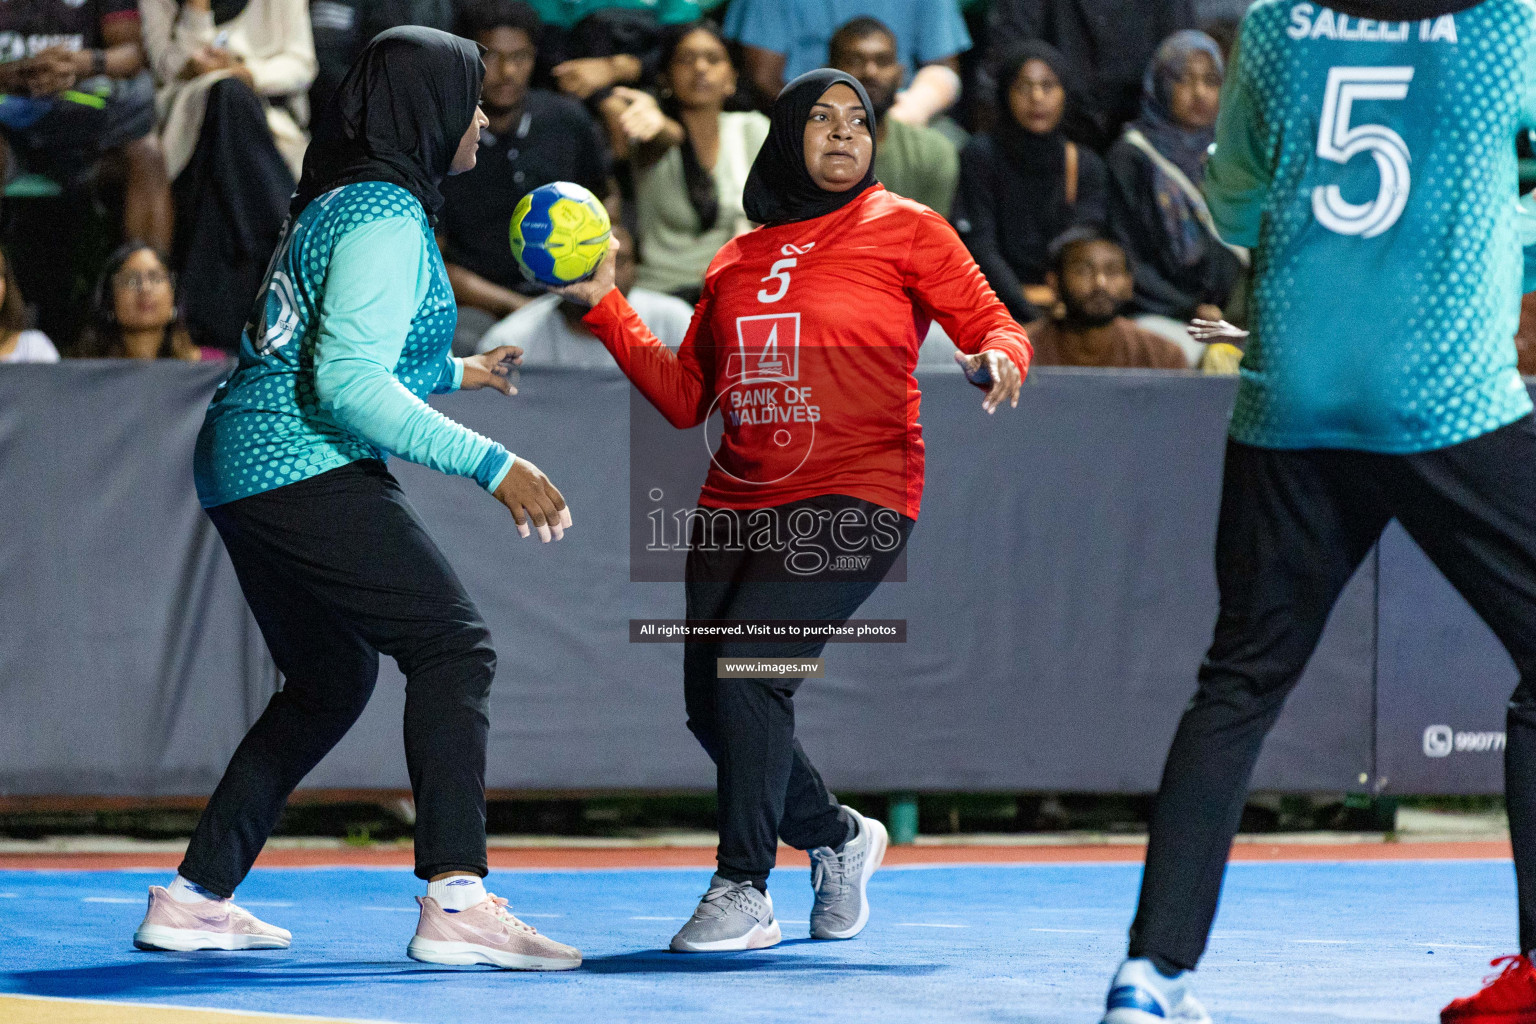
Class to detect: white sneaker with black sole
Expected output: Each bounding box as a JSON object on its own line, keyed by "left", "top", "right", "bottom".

{"left": 669, "top": 874, "right": 781, "bottom": 953}
{"left": 808, "top": 806, "right": 888, "bottom": 940}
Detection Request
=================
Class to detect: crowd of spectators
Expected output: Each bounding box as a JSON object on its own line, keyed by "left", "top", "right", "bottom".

{"left": 0, "top": 0, "right": 1273, "bottom": 373}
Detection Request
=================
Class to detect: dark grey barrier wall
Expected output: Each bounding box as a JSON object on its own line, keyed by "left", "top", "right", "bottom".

{"left": 0, "top": 363, "right": 272, "bottom": 796}
{"left": 1377, "top": 525, "right": 1512, "bottom": 795}
{"left": 0, "top": 362, "right": 1459, "bottom": 797}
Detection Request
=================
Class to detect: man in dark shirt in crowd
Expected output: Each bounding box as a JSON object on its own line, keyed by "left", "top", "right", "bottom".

{"left": 439, "top": 0, "right": 613, "bottom": 351}
{"left": 828, "top": 16, "right": 958, "bottom": 216}
{"left": 1025, "top": 229, "right": 1189, "bottom": 369}
{"left": 988, "top": 0, "right": 1196, "bottom": 151}
{"left": 0, "top": 0, "right": 171, "bottom": 249}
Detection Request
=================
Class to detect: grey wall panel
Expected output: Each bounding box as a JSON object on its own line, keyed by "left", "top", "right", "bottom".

{"left": 0, "top": 365, "right": 1382, "bottom": 796}
{"left": 1376, "top": 523, "right": 1512, "bottom": 795}
{"left": 0, "top": 363, "right": 272, "bottom": 796}
{"left": 305, "top": 369, "right": 1375, "bottom": 795}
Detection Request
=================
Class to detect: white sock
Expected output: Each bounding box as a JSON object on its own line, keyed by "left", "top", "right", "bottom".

{"left": 167, "top": 874, "right": 221, "bottom": 904}
{"left": 427, "top": 875, "right": 486, "bottom": 911}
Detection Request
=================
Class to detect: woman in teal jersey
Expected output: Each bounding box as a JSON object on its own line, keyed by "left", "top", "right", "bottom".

{"left": 133, "top": 27, "right": 583, "bottom": 970}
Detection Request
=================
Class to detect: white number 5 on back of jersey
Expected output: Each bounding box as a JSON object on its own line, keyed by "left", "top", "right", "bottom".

{"left": 1312, "top": 66, "right": 1415, "bottom": 238}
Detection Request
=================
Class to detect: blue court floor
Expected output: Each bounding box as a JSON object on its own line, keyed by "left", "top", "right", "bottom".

{"left": 0, "top": 860, "right": 1517, "bottom": 1023}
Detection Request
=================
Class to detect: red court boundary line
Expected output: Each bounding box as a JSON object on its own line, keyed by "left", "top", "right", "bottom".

{"left": 0, "top": 840, "right": 1510, "bottom": 871}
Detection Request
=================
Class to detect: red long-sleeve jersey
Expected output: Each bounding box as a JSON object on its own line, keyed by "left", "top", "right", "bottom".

{"left": 583, "top": 185, "right": 1032, "bottom": 519}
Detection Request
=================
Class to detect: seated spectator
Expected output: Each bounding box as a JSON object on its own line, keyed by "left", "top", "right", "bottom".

{"left": 828, "top": 16, "right": 957, "bottom": 216}
{"left": 601, "top": 20, "right": 766, "bottom": 302}
{"left": 531, "top": 3, "right": 728, "bottom": 103}
{"left": 0, "top": 247, "right": 57, "bottom": 363}
{"left": 1024, "top": 229, "right": 1189, "bottom": 369}
{"left": 988, "top": 0, "right": 1196, "bottom": 151}
{"left": 725, "top": 0, "right": 969, "bottom": 127}
{"left": 0, "top": 0, "right": 172, "bottom": 249}
{"left": 439, "top": 0, "right": 613, "bottom": 350}
{"left": 75, "top": 243, "right": 216, "bottom": 361}
{"left": 141, "top": 0, "right": 316, "bottom": 351}
{"left": 308, "top": 0, "right": 453, "bottom": 117}
{"left": 476, "top": 225, "right": 691, "bottom": 364}
{"left": 1106, "top": 30, "right": 1244, "bottom": 363}
{"left": 954, "top": 40, "right": 1106, "bottom": 326}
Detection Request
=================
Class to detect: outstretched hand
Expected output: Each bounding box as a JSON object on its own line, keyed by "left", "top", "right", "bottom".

{"left": 953, "top": 349, "right": 1022, "bottom": 414}
{"left": 1189, "top": 318, "right": 1250, "bottom": 343}
{"left": 460, "top": 345, "right": 522, "bottom": 395}
{"left": 493, "top": 457, "right": 572, "bottom": 542}
{"left": 547, "top": 236, "right": 620, "bottom": 309}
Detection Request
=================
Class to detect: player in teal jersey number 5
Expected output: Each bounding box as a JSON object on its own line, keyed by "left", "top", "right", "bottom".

{"left": 1100, "top": 3, "right": 1536, "bottom": 1023}
{"left": 134, "top": 28, "right": 582, "bottom": 971}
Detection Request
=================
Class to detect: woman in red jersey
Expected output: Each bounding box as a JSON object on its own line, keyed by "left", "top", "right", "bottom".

{"left": 557, "top": 68, "right": 1029, "bottom": 954}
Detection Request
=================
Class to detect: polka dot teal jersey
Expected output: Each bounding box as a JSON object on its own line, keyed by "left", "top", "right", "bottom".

{"left": 1208, "top": 0, "right": 1536, "bottom": 454}
{"left": 194, "top": 182, "right": 513, "bottom": 509}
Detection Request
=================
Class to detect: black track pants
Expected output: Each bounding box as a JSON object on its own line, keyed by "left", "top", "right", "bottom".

{"left": 180, "top": 460, "right": 496, "bottom": 896}
{"left": 1130, "top": 417, "right": 1536, "bottom": 968}
{"left": 682, "top": 495, "right": 914, "bottom": 887}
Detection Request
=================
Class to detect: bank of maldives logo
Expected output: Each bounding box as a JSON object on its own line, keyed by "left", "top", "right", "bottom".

{"left": 1423, "top": 724, "right": 1506, "bottom": 757}
{"left": 728, "top": 313, "right": 800, "bottom": 383}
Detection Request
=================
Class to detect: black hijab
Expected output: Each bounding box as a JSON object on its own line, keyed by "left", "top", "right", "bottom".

{"left": 992, "top": 41, "right": 1072, "bottom": 186}
{"left": 742, "top": 69, "right": 878, "bottom": 228}
{"left": 1330, "top": 0, "right": 1481, "bottom": 16}
{"left": 203, "top": 0, "right": 249, "bottom": 26}
{"left": 290, "top": 26, "right": 483, "bottom": 221}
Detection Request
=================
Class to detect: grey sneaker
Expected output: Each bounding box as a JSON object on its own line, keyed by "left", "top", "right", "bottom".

{"left": 808, "top": 806, "right": 888, "bottom": 940}
{"left": 669, "top": 874, "right": 782, "bottom": 953}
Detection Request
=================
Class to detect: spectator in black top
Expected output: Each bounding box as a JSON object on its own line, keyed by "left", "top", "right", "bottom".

{"left": 307, "top": 0, "right": 454, "bottom": 117}
{"left": 987, "top": 0, "right": 1196, "bottom": 152}
{"left": 0, "top": 0, "right": 172, "bottom": 250}
{"left": 439, "top": 0, "right": 613, "bottom": 351}
{"left": 1106, "top": 29, "right": 1243, "bottom": 360}
{"left": 539, "top": 8, "right": 653, "bottom": 106}
{"left": 952, "top": 41, "right": 1106, "bottom": 327}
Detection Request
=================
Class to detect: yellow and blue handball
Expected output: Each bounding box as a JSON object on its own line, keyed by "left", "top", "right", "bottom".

{"left": 509, "top": 182, "right": 611, "bottom": 286}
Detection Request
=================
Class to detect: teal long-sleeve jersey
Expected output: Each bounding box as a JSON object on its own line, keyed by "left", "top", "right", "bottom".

{"left": 1209, "top": 0, "right": 1536, "bottom": 453}
{"left": 194, "top": 182, "right": 514, "bottom": 508}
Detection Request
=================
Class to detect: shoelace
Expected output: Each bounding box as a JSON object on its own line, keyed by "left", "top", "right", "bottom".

{"left": 810, "top": 851, "right": 846, "bottom": 901}
{"left": 810, "top": 841, "right": 861, "bottom": 902}
{"left": 697, "top": 882, "right": 762, "bottom": 920}
{"left": 484, "top": 894, "right": 538, "bottom": 935}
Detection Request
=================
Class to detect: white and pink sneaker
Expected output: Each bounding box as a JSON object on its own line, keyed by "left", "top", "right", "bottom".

{"left": 407, "top": 893, "right": 581, "bottom": 970}
{"left": 133, "top": 885, "right": 292, "bottom": 951}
